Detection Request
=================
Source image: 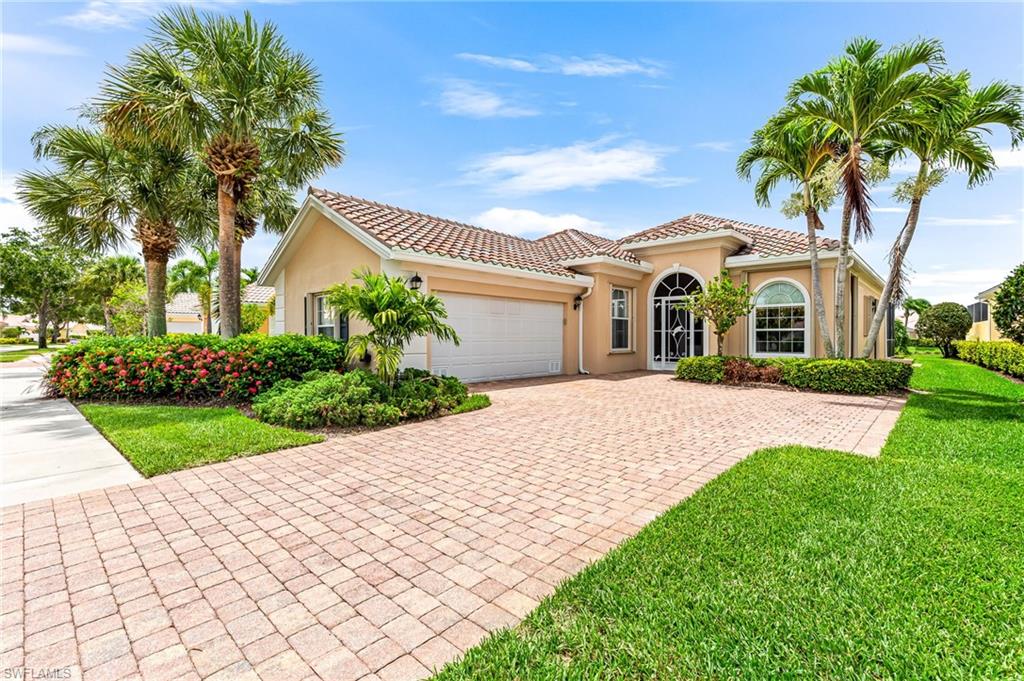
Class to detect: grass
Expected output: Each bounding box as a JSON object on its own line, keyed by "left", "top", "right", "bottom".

{"left": 79, "top": 404, "right": 323, "bottom": 477}
{"left": 435, "top": 356, "right": 1024, "bottom": 679}
{"left": 453, "top": 394, "right": 491, "bottom": 414}
{"left": 0, "top": 347, "right": 58, "bottom": 363}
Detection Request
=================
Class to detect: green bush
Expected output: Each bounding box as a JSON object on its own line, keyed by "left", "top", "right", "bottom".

{"left": 1, "top": 326, "right": 24, "bottom": 339}
{"left": 916, "top": 302, "right": 972, "bottom": 358}
{"left": 675, "top": 355, "right": 912, "bottom": 395}
{"left": 993, "top": 263, "right": 1024, "bottom": 344}
{"left": 953, "top": 340, "right": 1024, "bottom": 379}
{"left": 452, "top": 393, "right": 491, "bottom": 414}
{"left": 47, "top": 333, "right": 345, "bottom": 401}
{"left": 0, "top": 337, "right": 33, "bottom": 345}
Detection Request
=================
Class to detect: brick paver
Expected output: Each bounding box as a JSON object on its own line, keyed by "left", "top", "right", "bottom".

{"left": 1, "top": 372, "right": 903, "bottom": 680}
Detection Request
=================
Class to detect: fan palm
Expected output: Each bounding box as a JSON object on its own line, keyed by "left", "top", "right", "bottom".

{"left": 325, "top": 270, "right": 460, "bottom": 386}
{"left": 169, "top": 248, "right": 219, "bottom": 334}
{"left": 785, "top": 37, "right": 946, "bottom": 355}
{"left": 16, "top": 125, "right": 209, "bottom": 336}
{"left": 859, "top": 74, "right": 1024, "bottom": 356}
{"left": 96, "top": 7, "right": 344, "bottom": 338}
{"left": 81, "top": 255, "right": 145, "bottom": 334}
{"left": 738, "top": 116, "right": 839, "bottom": 357}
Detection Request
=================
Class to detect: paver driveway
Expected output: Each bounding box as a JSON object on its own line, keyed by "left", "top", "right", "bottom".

{"left": 1, "top": 372, "right": 903, "bottom": 681}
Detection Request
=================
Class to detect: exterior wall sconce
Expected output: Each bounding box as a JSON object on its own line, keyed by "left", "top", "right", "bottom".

{"left": 573, "top": 295, "right": 583, "bottom": 310}
{"left": 408, "top": 273, "right": 423, "bottom": 290}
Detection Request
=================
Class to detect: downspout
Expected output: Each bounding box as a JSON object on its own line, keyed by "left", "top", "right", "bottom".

{"left": 577, "top": 286, "right": 594, "bottom": 375}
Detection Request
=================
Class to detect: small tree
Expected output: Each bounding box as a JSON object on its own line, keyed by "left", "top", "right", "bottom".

{"left": 240, "top": 303, "right": 270, "bottom": 334}
{"left": 326, "top": 270, "right": 460, "bottom": 385}
{"left": 993, "top": 263, "right": 1024, "bottom": 344}
{"left": 916, "top": 302, "right": 972, "bottom": 358}
{"left": 676, "top": 270, "right": 753, "bottom": 356}
{"left": 109, "top": 282, "right": 148, "bottom": 336}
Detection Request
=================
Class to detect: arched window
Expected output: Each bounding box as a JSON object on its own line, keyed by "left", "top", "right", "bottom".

{"left": 752, "top": 281, "right": 808, "bottom": 356}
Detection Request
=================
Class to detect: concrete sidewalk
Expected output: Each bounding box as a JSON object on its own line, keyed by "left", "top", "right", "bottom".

{"left": 0, "top": 359, "right": 140, "bottom": 506}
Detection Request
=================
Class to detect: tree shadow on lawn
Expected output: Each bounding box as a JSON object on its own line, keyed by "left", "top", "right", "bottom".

{"left": 908, "top": 389, "right": 1023, "bottom": 424}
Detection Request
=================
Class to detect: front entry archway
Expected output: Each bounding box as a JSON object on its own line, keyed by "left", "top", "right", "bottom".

{"left": 649, "top": 269, "right": 705, "bottom": 370}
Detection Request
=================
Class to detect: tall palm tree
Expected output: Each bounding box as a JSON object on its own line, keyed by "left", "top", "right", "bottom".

{"left": 16, "top": 125, "right": 209, "bottom": 336}
{"left": 738, "top": 117, "right": 839, "bottom": 357}
{"left": 96, "top": 7, "right": 344, "bottom": 338}
{"left": 785, "top": 37, "right": 946, "bottom": 355}
{"left": 860, "top": 74, "right": 1024, "bottom": 356}
{"left": 169, "top": 247, "right": 219, "bottom": 334}
{"left": 81, "top": 255, "right": 145, "bottom": 334}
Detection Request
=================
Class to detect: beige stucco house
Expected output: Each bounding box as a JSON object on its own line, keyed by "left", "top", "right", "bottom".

{"left": 258, "top": 188, "right": 889, "bottom": 382}
{"left": 967, "top": 283, "right": 1002, "bottom": 341}
{"left": 166, "top": 285, "right": 276, "bottom": 335}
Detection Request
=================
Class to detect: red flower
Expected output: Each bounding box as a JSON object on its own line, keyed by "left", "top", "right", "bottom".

{"left": 118, "top": 370, "right": 128, "bottom": 377}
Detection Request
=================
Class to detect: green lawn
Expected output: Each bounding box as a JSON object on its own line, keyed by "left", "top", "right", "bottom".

{"left": 79, "top": 404, "right": 323, "bottom": 477}
{"left": 436, "top": 356, "right": 1024, "bottom": 679}
{"left": 0, "top": 347, "right": 58, "bottom": 362}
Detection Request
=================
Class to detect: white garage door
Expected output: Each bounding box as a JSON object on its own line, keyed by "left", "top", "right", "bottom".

{"left": 431, "top": 293, "right": 564, "bottom": 382}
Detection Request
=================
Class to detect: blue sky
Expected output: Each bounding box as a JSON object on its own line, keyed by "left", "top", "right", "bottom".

{"left": 3, "top": 1, "right": 1022, "bottom": 304}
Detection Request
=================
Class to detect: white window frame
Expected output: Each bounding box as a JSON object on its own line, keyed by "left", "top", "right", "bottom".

{"left": 749, "top": 278, "right": 811, "bottom": 358}
{"left": 610, "top": 286, "right": 632, "bottom": 352}
{"left": 315, "top": 294, "right": 337, "bottom": 339}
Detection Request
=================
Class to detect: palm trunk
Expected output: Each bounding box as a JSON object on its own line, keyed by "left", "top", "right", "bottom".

{"left": 805, "top": 201, "right": 835, "bottom": 358}
{"left": 145, "top": 257, "right": 168, "bottom": 337}
{"left": 217, "top": 184, "right": 240, "bottom": 338}
{"left": 861, "top": 163, "right": 928, "bottom": 357}
{"left": 102, "top": 304, "right": 114, "bottom": 335}
{"left": 834, "top": 194, "right": 853, "bottom": 358}
{"left": 37, "top": 295, "right": 48, "bottom": 349}
{"left": 234, "top": 238, "right": 244, "bottom": 334}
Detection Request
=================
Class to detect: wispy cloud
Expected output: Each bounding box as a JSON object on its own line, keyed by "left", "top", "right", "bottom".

{"left": 923, "top": 214, "right": 1017, "bottom": 226}
{"left": 0, "top": 173, "right": 38, "bottom": 235}
{"left": 694, "top": 141, "right": 735, "bottom": 153}
{"left": 472, "top": 207, "right": 615, "bottom": 237}
{"left": 52, "top": 0, "right": 160, "bottom": 30}
{"left": 1, "top": 33, "right": 84, "bottom": 56}
{"left": 874, "top": 206, "right": 908, "bottom": 214}
{"left": 909, "top": 268, "right": 1012, "bottom": 305}
{"left": 993, "top": 148, "right": 1024, "bottom": 169}
{"left": 456, "top": 52, "right": 664, "bottom": 78}
{"left": 462, "top": 137, "right": 692, "bottom": 195}
{"left": 437, "top": 79, "right": 538, "bottom": 119}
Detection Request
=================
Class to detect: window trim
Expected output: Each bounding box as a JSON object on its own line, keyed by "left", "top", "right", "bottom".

{"left": 749, "top": 278, "right": 811, "bottom": 358}
{"left": 610, "top": 286, "right": 633, "bottom": 352}
{"left": 314, "top": 293, "right": 348, "bottom": 340}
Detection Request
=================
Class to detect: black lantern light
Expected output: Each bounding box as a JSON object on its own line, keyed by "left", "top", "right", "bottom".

{"left": 408, "top": 273, "right": 423, "bottom": 290}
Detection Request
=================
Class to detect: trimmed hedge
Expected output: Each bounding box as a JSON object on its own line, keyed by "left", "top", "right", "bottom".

{"left": 252, "top": 368, "right": 472, "bottom": 429}
{"left": 47, "top": 334, "right": 345, "bottom": 401}
{"left": 675, "top": 355, "right": 913, "bottom": 395}
{"left": 953, "top": 340, "right": 1024, "bottom": 379}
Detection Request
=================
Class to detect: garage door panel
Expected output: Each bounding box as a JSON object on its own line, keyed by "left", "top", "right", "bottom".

{"left": 432, "top": 292, "right": 564, "bottom": 382}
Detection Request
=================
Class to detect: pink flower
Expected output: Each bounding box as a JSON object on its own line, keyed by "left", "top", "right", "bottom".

{"left": 98, "top": 362, "right": 107, "bottom": 371}
{"left": 231, "top": 372, "right": 239, "bottom": 378}
{"left": 199, "top": 369, "right": 209, "bottom": 378}
{"left": 118, "top": 370, "right": 128, "bottom": 377}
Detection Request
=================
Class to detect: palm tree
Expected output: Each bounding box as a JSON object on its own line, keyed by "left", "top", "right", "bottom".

{"left": 859, "top": 74, "right": 1023, "bottom": 356}
{"left": 326, "top": 270, "right": 460, "bottom": 386}
{"left": 96, "top": 7, "right": 344, "bottom": 338}
{"left": 901, "top": 297, "right": 931, "bottom": 331}
{"left": 169, "top": 248, "right": 219, "bottom": 334}
{"left": 785, "top": 38, "right": 946, "bottom": 355}
{"left": 738, "top": 117, "right": 839, "bottom": 357}
{"left": 16, "top": 125, "right": 209, "bottom": 336}
{"left": 81, "top": 255, "right": 145, "bottom": 334}
{"left": 241, "top": 267, "right": 261, "bottom": 287}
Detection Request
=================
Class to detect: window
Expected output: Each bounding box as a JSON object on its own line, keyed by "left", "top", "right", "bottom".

{"left": 752, "top": 281, "right": 807, "bottom": 356}
{"left": 611, "top": 287, "right": 631, "bottom": 350}
{"left": 315, "top": 294, "right": 348, "bottom": 340}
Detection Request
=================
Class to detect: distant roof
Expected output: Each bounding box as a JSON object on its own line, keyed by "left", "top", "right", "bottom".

{"left": 976, "top": 283, "right": 1001, "bottom": 300}
{"left": 306, "top": 188, "right": 844, "bottom": 277}
{"left": 166, "top": 286, "right": 274, "bottom": 316}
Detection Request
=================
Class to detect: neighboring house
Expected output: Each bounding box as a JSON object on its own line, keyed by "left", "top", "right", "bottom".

{"left": 165, "top": 285, "right": 276, "bottom": 334}
{"left": 258, "top": 188, "right": 889, "bottom": 382}
{"left": 967, "top": 283, "right": 1002, "bottom": 341}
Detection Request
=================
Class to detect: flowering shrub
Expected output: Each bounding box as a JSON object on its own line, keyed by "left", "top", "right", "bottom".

{"left": 47, "top": 334, "right": 345, "bottom": 401}
{"left": 676, "top": 355, "right": 912, "bottom": 394}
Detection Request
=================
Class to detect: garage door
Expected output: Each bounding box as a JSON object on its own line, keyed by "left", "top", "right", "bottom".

{"left": 431, "top": 293, "right": 564, "bottom": 382}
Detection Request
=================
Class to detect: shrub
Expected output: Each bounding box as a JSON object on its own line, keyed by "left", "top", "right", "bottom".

{"left": 1, "top": 326, "right": 24, "bottom": 339}
{"left": 452, "top": 394, "right": 491, "bottom": 414}
{"left": 993, "top": 263, "right": 1024, "bottom": 344}
{"left": 676, "top": 355, "right": 912, "bottom": 394}
{"left": 47, "top": 333, "right": 345, "bottom": 401}
{"left": 0, "top": 337, "right": 33, "bottom": 345}
{"left": 953, "top": 340, "right": 1024, "bottom": 379}
{"left": 916, "top": 302, "right": 972, "bottom": 358}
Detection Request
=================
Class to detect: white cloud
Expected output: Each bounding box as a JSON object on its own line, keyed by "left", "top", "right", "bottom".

{"left": 1, "top": 33, "right": 84, "bottom": 56}
{"left": 923, "top": 214, "right": 1017, "bottom": 226}
{"left": 437, "top": 79, "right": 538, "bottom": 119}
{"left": 53, "top": 0, "right": 160, "bottom": 30}
{"left": 0, "top": 173, "right": 39, "bottom": 234}
{"left": 694, "top": 141, "right": 734, "bottom": 153}
{"left": 874, "top": 206, "right": 908, "bottom": 214}
{"left": 993, "top": 148, "right": 1024, "bottom": 169}
{"left": 462, "top": 137, "right": 692, "bottom": 195}
{"left": 471, "top": 207, "right": 612, "bottom": 237}
{"left": 909, "top": 268, "right": 1012, "bottom": 305}
{"left": 456, "top": 52, "right": 664, "bottom": 78}
{"left": 456, "top": 53, "right": 539, "bottom": 73}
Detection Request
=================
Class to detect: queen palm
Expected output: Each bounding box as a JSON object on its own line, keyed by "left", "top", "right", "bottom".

{"left": 738, "top": 117, "right": 839, "bottom": 357}
{"left": 860, "top": 74, "right": 1024, "bottom": 356}
{"left": 16, "top": 125, "right": 208, "bottom": 336}
{"left": 901, "top": 297, "right": 932, "bottom": 331}
{"left": 785, "top": 38, "right": 946, "bottom": 355}
{"left": 96, "top": 7, "right": 344, "bottom": 338}
{"left": 169, "top": 247, "right": 219, "bottom": 334}
{"left": 81, "top": 255, "right": 145, "bottom": 334}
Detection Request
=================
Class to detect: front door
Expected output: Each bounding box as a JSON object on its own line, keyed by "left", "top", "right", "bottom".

{"left": 651, "top": 272, "right": 705, "bottom": 370}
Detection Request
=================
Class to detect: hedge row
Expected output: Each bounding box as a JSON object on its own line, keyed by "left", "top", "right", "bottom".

{"left": 675, "top": 355, "right": 913, "bottom": 395}
{"left": 952, "top": 340, "right": 1024, "bottom": 379}
{"left": 47, "top": 334, "right": 345, "bottom": 401}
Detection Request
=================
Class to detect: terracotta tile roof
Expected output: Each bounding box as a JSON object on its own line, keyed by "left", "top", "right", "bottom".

{"left": 308, "top": 190, "right": 838, "bottom": 277}
{"left": 242, "top": 285, "right": 276, "bottom": 305}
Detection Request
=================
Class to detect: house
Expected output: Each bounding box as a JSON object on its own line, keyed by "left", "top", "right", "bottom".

{"left": 258, "top": 188, "right": 889, "bottom": 382}
{"left": 165, "top": 285, "right": 276, "bottom": 334}
{"left": 967, "top": 283, "right": 1002, "bottom": 341}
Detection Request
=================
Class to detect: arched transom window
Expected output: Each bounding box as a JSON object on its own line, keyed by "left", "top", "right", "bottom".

{"left": 752, "top": 281, "right": 808, "bottom": 356}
